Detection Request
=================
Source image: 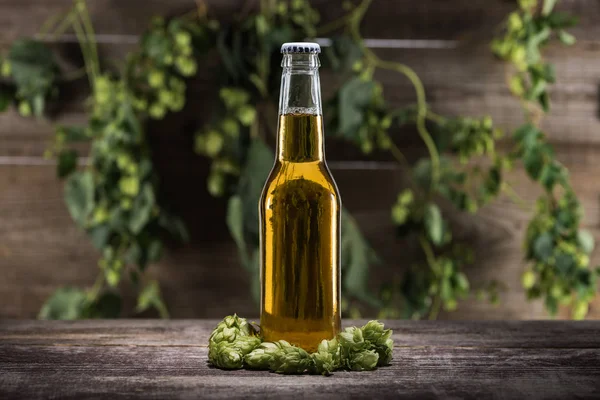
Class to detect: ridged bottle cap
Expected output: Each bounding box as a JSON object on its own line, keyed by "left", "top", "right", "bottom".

{"left": 280, "top": 42, "right": 321, "bottom": 54}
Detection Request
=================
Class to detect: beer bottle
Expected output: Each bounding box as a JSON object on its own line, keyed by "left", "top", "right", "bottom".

{"left": 259, "top": 42, "right": 341, "bottom": 352}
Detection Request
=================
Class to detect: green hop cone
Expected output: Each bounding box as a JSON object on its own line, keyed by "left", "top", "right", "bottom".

{"left": 348, "top": 349, "right": 379, "bottom": 371}
{"left": 209, "top": 341, "right": 244, "bottom": 369}
{"left": 311, "top": 338, "right": 340, "bottom": 375}
{"left": 234, "top": 335, "right": 262, "bottom": 355}
{"left": 149, "top": 103, "right": 166, "bottom": 119}
{"left": 208, "top": 315, "right": 260, "bottom": 369}
{"left": 269, "top": 340, "right": 313, "bottom": 374}
{"left": 361, "top": 320, "right": 394, "bottom": 366}
{"left": 175, "top": 31, "right": 192, "bottom": 48}
{"left": 18, "top": 101, "right": 32, "bottom": 117}
{"left": 208, "top": 314, "right": 257, "bottom": 344}
{"left": 245, "top": 341, "right": 282, "bottom": 370}
{"left": 339, "top": 326, "right": 368, "bottom": 352}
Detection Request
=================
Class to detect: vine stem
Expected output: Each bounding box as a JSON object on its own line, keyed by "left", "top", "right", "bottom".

{"left": 155, "top": 299, "right": 170, "bottom": 319}
{"left": 425, "top": 110, "right": 446, "bottom": 124}
{"left": 72, "top": 17, "right": 96, "bottom": 89}
{"left": 316, "top": 14, "right": 351, "bottom": 36}
{"left": 502, "top": 182, "right": 531, "bottom": 211}
{"left": 347, "top": 0, "right": 440, "bottom": 189}
{"left": 44, "top": 12, "right": 76, "bottom": 41}
{"left": 428, "top": 296, "right": 442, "bottom": 320}
{"left": 39, "top": 10, "right": 72, "bottom": 36}
{"left": 387, "top": 139, "right": 409, "bottom": 167}
{"left": 76, "top": 0, "right": 100, "bottom": 80}
{"left": 372, "top": 59, "right": 440, "bottom": 188}
{"left": 87, "top": 272, "right": 105, "bottom": 302}
{"left": 418, "top": 235, "right": 442, "bottom": 320}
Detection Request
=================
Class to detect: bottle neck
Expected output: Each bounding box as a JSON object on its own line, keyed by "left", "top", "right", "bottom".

{"left": 277, "top": 53, "right": 324, "bottom": 162}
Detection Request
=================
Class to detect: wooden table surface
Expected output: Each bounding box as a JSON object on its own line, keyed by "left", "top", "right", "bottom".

{"left": 1, "top": 320, "right": 599, "bottom": 399}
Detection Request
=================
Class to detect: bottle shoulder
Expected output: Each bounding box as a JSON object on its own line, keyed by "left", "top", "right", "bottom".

{"left": 260, "top": 160, "right": 341, "bottom": 205}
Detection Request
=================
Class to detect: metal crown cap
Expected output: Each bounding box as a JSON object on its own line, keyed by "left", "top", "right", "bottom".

{"left": 280, "top": 42, "right": 321, "bottom": 54}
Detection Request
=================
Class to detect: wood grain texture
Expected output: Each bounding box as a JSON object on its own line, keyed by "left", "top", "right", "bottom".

{"left": 1, "top": 0, "right": 600, "bottom": 320}
{"left": 0, "top": 0, "right": 599, "bottom": 158}
{"left": 1, "top": 320, "right": 599, "bottom": 399}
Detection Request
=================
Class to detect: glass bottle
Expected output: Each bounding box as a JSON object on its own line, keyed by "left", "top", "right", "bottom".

{"left": 259, "top": 42, "right": 341, "bottom": 352}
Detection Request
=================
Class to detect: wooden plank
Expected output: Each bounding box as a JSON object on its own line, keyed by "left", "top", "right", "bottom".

{"left": 2, "top": 161, "right": 600, "bottom": 320}
{"left": 1, "top": 0, "right": 600, "bottom": 320}
{"left": 0, "top": 0, "right": 597, "bottom": 43}
{"left": 1, "top": 345, "right": 597, "bottom": 399}
{"left": 1, "top": 1, "right": 599, "bottom": 158}
{"left": 2, "top": 43, "right": 599, "bottom": 159}
{"left": 0, "top": 321, "right": 599, "bottom": 399}
{"left": 371, "top": 41, "right": 600, "bottom": 149}
{"left": 2, "top": 319, "right": 600, "bottom": 348}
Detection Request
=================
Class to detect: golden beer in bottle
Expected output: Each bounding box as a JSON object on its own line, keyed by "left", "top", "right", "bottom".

{"left": 259, "top": 42, "right": 341, "bottom": 351}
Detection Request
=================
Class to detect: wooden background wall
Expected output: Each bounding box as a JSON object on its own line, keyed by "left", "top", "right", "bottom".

{"left": 1, "top": 0, "right": 599, "bottom": 319}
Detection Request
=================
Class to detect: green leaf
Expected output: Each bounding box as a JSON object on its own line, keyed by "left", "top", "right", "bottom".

{"left": 88, "top": 225, "right": 111, "bottom": 250}
{"left": 129, "top": 184, "right": 155, "bottom": 234}
{"left": 249, "top": 249, "right": 260, "bottom": 303}
{"left": 147, "top": 240, "right": 163, "bottom": 263}
{"left": 142, "top": 31, "right": 170, "bottom": 61}
{"left": 235, "top": 139, "right": 274, "bottom": 245}
{"left": 523, "top": 147, "right": 545, "bottom": 180}
{"left": 323, "top": 36, "right": 364, "bottom": 75}
{"left": 86, "top": 291, "right": 122, "bottom": 318}
{"left": 424, "top": 203, "right": 443, "bottom": 246}
{"left": 249, "top": 73, "right": 267, "bottom": 97}
{"left": 158, "top": 213, "right": 189, "bottom": 242}
{"left": 60, "top": 126, "right": 89, "bottom": 143}
{"left": 555, "top": 252, "right": 575, "bottom": 276}
{"left": 546, "top": 12, "right": 579, "bottom": 29}
{"left": 530, "top": 26, "right": 551, "bottom": 48}
{"left": 577, "top": 230, "right": 595, "bottom": 255}
{"left": 412, "top": 158, "right": 432, "bottom": 190}
{"left": 341, "top": 211, "right": 382, "bottom": 308}
{"left": 514, "top": 124, "right": 540, "bottom": 147}
{"left": 64, "top": 171, "right": 95, "bottom": 227}
{"left": 227, "top": 195, "right": 249, "bottom": 267}
{"left": 57, "top": 149, "right": 78, "bottom": 178}
{"left": 528, "top": 78, "right": 547, "bottom": 101}
{"left": 538, "top": 91, "right": 550, "bottom": 113}
{"left": 216, "top": 30, "right": 239, "bottom": 80}
{"left": 542, "top": 0, "right": 558, "bottom": 15}
{"left": 483, "top": 165, "right": 502, "bottom": 197}
{"left": 8, "top": 39, "right": 60, "bottom": 113}
{"left": 220, "top": 87, "right": 250, "bottom": 109}
{"left": 136, "top": 280, "right": 168, "bottom": 317}
{"left": 337, "top": 77, "right": 375, "bottom": 139}
{"left": 545, "top": 295, "right": 558, "bottom": 315}
{"left": 533, "top": 233, "right": 553, "bottom": 261}
{"left": 539, "top": 161, "right": 564, "bottom": 191}
{"left": 125, "top": 242, "right": 144, "bottom": 267}
{"left": 0, "top": 84, "right": 13, "bottom": 112}
{"left": 558, "top": 30, "right": 576, "bottom": 45}
{"left": 38, "top": 287, "right": 88, "bottom": 320}
{"left": 237, "top": 105, "right": 256, "bottom": 127}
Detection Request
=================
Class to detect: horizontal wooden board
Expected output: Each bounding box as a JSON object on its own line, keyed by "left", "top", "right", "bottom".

{"left": 3, "top": 319, "right": 600, "bottom": 348}
{"left": 2, "top": 40, "right": 599, "bottom": 158}
{"left": 2, "top": 345, "right": 598, "bottom": 399}
{"left": 2, "top": 161, "right": 600, "bottom": 320}
{"left": 1, "top": 320, "right": 599, "bottom": 399}
{"left": 0, "top": 0, "right": 598, "bottom": 43}
{"left": 1, "top": 0, "right": 600, "bottom": 321}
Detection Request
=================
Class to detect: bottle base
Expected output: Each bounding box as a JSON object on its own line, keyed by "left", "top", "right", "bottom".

{"left": 260, "top": 312, "right": 340, "bottom": 352}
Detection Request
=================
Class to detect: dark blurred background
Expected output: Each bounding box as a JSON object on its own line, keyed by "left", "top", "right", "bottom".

{"left": 1, "top": 0, "right": 599, "bottom": 320}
